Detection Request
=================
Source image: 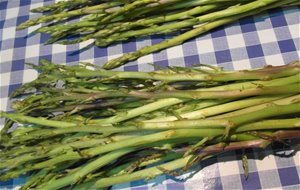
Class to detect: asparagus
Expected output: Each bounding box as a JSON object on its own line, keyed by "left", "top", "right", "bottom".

{"left": 1, "top": 61, "right": 299, "bottom": 189}
{"left": 86, "top": 130, "right": 300, "bottom": 188}
{"left": 102, "top": 0, "right": 296, "bottom": 69}
{"left": 30, "top": 0, "right": 97, "bottom": 13}
{"left": 0, "top": 111, "right": 76, "bottom": 128}
{"left": 147, "top": 94, "right": 300, "bottom": 122}
{"left": 236, "top": 118, "right": 300, "bottom": 132}
{"left": 93, "top": 84, "right": 300, "bottom": 99}
{"left": 60, "top": 4, "right": 221, "bottom": 45}
{"left": 16, "top": 2, "right": 122, "bottom": 30}
{"left": 37, "top": 148, "right": 135, "bottom": 190}
{"left": 61, "top": 61, "right": 300, "bottom": 81}
{"left": 161, "top": 0, "right": 251, "bottom": 11}
{"left": 96, "top": 0, "right": 281, "bottom": 46}
{"left": 100, "top": 0, "right": 159, "bottom": 23}
{"left": 16, "top": 0, "right": 298, "bottom": 70}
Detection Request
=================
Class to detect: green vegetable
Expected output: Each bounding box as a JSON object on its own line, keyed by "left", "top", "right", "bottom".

{"left": 16, "top": 0, "right": 298, "bottom": 69}
{"left": 0, "top": 60, "right": 299, "bottom": 189}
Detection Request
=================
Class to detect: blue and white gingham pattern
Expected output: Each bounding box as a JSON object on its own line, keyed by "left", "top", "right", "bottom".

{"left": 0, "top": 0, "right": 300, "bottom": 189}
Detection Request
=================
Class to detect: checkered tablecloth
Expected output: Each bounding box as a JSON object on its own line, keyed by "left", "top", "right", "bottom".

{"left": 0, "top": 0, "right": 300, "bottom": 189}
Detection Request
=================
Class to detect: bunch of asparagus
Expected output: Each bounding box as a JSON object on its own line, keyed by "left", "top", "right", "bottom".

{"left": 17, "top": 0, "right": 299, "bottom": 69}
{"left": 0, "top": 60, "right": 300, "bottom": 189}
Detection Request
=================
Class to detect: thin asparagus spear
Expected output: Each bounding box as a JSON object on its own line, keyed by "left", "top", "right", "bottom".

{"left": 102, "top": 0, "right": 296, "bottom": 69}
{"left": 162, "top": 0, "right": 251, "bottom": 11}
{"left": 16, "top": 2, "right": 122, "bottom": 30}
{"left": 21, "top": 83, "right": 299, "bottom": 101}
{"left": 63, "top": 61, "right": 300, "bottom": 82}
{"left": 100, "top": 0, "right": 158, "bottom": 23}
{"left": 96, "top": 0, "right": 281, "bottom": 46}
{"left": 60, "top": 4, "right": 222, "bottom": 44}
{"left": 113, "top": 84, "right": 300, "bottom": 99}
{"left": 31, "top": 0, "right": 98, "bottom": 13}
{"left": 0, "top": 112, "right": 76, "bottom": 128}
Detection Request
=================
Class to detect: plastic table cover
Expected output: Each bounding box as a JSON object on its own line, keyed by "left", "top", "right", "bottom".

{"left": 0, "top": 1, "right": 299, "bottom": 189}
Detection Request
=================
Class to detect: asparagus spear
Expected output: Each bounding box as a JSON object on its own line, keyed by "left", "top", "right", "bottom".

{"left": 59, "top": 4, "right": 222, "bottom": 44}
{"left": 146, "top": 94, "right": 300, "bottom": 122}
{"left": 67, "top": 61, "right": 300, "bottom": 82}
{"left": 36, "top": 148, "right": 134, "bottom": 190}
{"left": 96, "top": 0, "right": 281, "bottom": 46}
{"left": 82, "top": 130, "right": 300, "bottom": 188}
{"left": 102, "top": 0, "right": 296, "bottom": 69}
{"left": 30, "top": 0, "right": 98, "bottom": 13}
{"left": 1, "top": 61, "right": 299, "bottom": 189}
{"left": 16, "top": 2, "right": 122, "bottom": 30}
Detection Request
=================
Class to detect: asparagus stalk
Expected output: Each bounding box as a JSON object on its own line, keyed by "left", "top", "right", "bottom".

{"left": 102, "top": 0, "right": 296, "bottom": 69}
{"left": 4, "top": 96, "right": 298, "bottom": 145}
{"left": 36, "top": 148, "right": 135, "bottom": 190}
{"left": 19, "top": 63, "right": 295, "bottom": 123}
{"left": 83, "top": 130, "right": 300, "bottom": 188}
{"left": 81, "top": 128, "right": 224, "bottom": 157}
{"left": 1, "top": 131, "right": 157, "bottom": 173}
{"left": 96, "top": 0, "right": 281, "bottom": 46}
{"left": 30, "top": 0, "right": 98, "bottom": 13}
{"left": 61, "top": 4, "right": 221, "bottom": 44}
{"left": 13, "top": 159, "right": 77, "bottom": 189}
{"left": 85, "top": 102, "right": 300, "bottom": 136}
{"left": 223, "top": 102, "right": 300, "bottom": 134}
{"left": 1, "top": 61, "right": 299, "bottom": 189}
{"left": 16, "top": 2, "right": 121, "bottom": 30}
{"left": 100, "top": 0, "right": 159, "bottom": 23}
{"left": 83, "top": 105, "right": 300, "bottom": 157}
{"left": 211, "top": 94, "right": 300, "bottom": 119}
{"left": 0, "top": 111, "right": 76, "bottom": 128}
{"left": 138, "top": 104, "right": 300, "bottom": 132}
{"left": 236, "top": 118, "right": 300, "bottom": 132}
{"left": 77, "top": 61, "right": 300, "bottom": 81}
{"left": 146, "top": 94, "right": 299, "bottom": 122}
{"left": 117, "top": 84, "right": 300, "bottom": 99}
{"left": 105, "top": 152, "right": 182, "bottom": 176}
{"left": 0, "top": 137, "right": 108, "bottom": 169}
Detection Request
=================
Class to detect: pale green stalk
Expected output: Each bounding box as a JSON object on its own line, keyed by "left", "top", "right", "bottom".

{"left": 146, "top": 95, "right": 294, "bottom": 122}
{"left": 37, "top": 148, "right": 134, "bottom": 190}
{"left": 211, "top": 94, "right": 300, "bottom": 119}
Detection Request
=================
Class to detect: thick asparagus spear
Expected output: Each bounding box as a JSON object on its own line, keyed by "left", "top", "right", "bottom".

{"left": 80, "top": 130, "right": 300, "bottom": 188}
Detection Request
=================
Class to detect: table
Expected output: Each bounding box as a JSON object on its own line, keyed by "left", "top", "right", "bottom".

{"left": 0, "top": 1, "right": 299, "bottom": 189}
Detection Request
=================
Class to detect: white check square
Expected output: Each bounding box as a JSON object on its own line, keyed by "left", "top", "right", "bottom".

{"left": 258, "top": 29, "right": 277, "bottom": 44}
{"left": 227, "top": 34, "right": 246, "bottom": 49}
{"left": 196, "top": 39, "right": 214, "bottom": 53}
